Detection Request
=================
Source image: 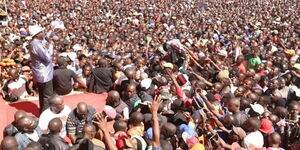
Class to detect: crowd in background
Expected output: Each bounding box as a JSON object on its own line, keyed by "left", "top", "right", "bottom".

{"left": 0, "top": 0, "right": 300, "bottom": 149}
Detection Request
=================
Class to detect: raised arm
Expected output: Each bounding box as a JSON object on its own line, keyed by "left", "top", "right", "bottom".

{"left": 93, "top": 113, "right": 118, "bottom": 150}
{"left": 149, "top": 95, "right": 162, "bottom": 148}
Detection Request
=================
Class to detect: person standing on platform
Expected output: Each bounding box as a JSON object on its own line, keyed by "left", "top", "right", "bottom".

{"left": 29, "top": 25, "right": 54, "bottom": 113}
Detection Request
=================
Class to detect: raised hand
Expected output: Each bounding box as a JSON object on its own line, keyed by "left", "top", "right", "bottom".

{"left": 148, "top": 95, "right": 162, "bottom": 113}
{"left": 93, "top": 113, "right": 108, "bottom": 131}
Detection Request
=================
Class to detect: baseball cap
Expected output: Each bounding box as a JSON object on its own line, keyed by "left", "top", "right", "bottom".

{"left": 259, "top": 119, "right": 274, "bottom": 134}
{"left": 250, "top": 103, "right": 264, "bottom": 115}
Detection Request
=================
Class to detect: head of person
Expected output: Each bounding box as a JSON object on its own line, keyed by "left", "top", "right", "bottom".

{"left": 76, "top": 102, "right": 89, "bottom": 120}
{"left": 107, "top": 90, "right": 120, "bottom": 107}
{"left": 220, "top": 115, "right": 235, "bottom": 129}
{"left": 135, "top": 57, "right": 145, "bottom": 68}
{"left": 98, "top": 58, "right": 108, "bottom": 68}
{"left": 56, "top": 56, "right": 68, "bottom": 67}
{"left": 9, "top": 68, "right": 19, "bottom": 80}
{"left": 234, "top": 86, "right": 246, "bottom": 97}
{"left": 269, "top": 79, "right": 279, "bottom": 90}
{"left": 83, "top": 123, "right": 97, "bottom": 140}
{"left": 129, "top": 112, "right": 144, "bottom": 126}
{"left": 13, "top": 110, "right": 27, "bottom": 124}
{"left": 227, "top": 97, "right": 241, "bottom": 113}
{"left": 48, "top": 118, "right": 62, "bottom": 135}
{"left": 160, "top": 122, "right": 177, "bottom": 140}
{"left": 83, "top": 65, "right": 92, "bottom": 76}
{"left": 268, "top": 132, "right": 281, "bottom": 148}
{"left": 277, "top": 77, "right": 286, "bottom": 89}
{"left": 1, "top": 136, "right": 18, "bottom": 150}
{"left": 49, "top": 95, "right": 65, "bottom": 114}
{"left": 240, "top": 97, "right": 251, "bottom": 110}
{"left": 242, "top": 117, "right": 261, "bottom": 133}
{"left": 26, "top": 142, "right": 43, "bottom": 150}
{"left": 126, "top": 84, "right": 137, "bottom": 98}
{"left": 244, "top": 80, "right": 255, "bottom": 90}
{"left": 17, "top": 116, "right": 38, "bottom": 133}
{"left": 289, "top": 101, "right": 300, "bottom": 120}
{"left": 212, "top": 82, "right": 223, "bottom": 93}
{"left": 274, "top": 106, "right": 288, "bottom": 119}
{"left": 125, "top": 68, "right": 136, "bottom": 80}
{"left": 236, "top": 55, "right": 244, "bottom": 64}
{"left": 113, "top": 120, "right": 128, "bottom": 132}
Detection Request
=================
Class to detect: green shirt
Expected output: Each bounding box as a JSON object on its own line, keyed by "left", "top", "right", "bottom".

{"left": 246, "top": 55, "right": 261, "bottom": 69}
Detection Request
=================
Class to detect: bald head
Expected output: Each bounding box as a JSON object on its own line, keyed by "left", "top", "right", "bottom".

{"left": 17, "top": 116, "right": 33, "bottom": 132}
{"left": 125, "top": 68, "right": 136, "bottom": 79}
{"left": 49, "top": 95, "right": 63, "bottom": 106}
{"left": 48, "top": 118, "right": 62, "bottom": 134}
{"left": 1, "top": 136, "right": 18, "bottom": 150}
{"left": 83, "top": 123, "right": 96, "bottom": 139}
{"left": 14, "top": 110, "right": 27, "bottom": 122}
{"left": 126, "top": 83, "right": 137, "bottom": 97}
{"left": 77, "top": 102, "right": 88, "bottom": 119}
{"left": 77, "top": 102, "right": 88, "bottom": 112}
{"left": 107, "top": 90, "right": 120, "bottom": 107}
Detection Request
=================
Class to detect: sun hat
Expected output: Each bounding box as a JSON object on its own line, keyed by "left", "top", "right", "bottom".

{"left": 28, "top": 25, "right": 45, "bottom": 37}
{"left": 232, "top": 126, "right": 246, "bottom": 139}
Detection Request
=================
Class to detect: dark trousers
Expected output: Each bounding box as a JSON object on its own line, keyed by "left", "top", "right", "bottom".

{"left": 37, "top": 80, "right": 53, "bottom": 114}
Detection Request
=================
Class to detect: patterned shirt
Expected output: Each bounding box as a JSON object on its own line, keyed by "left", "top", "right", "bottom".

{"left": 66, "top": 106, "right": 96, "bottom": 138}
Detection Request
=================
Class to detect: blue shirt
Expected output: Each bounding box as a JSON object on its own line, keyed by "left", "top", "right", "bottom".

{"left": 29, "top": 38, "right": 54, "bottom": 83}
{"left": 15, "top": 127, "right": 42, "bottom": 150}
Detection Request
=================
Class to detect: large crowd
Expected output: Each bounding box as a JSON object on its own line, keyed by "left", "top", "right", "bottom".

{"left": 0, "top": 0, "right": 300, "bottom": 149}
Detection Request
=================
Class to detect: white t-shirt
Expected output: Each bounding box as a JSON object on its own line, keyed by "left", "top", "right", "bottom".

{"left": 38, "top": 105, "right": 71, "bottom": 138}
{"left": 243, "top": 130, "right": 264, "bottom": 149}
{"left": 8, "top": 77, "right": 28, "bottom": 99}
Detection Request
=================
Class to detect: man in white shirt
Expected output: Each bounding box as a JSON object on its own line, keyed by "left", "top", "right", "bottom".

{"left": 2, "top": 68, "right": 28, "bottom": 101}
{"left": 38, "top": 95, "right": 71, "bottom": 138}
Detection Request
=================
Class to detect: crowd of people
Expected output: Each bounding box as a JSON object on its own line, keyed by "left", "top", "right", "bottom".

{"left": 0, "top": 0, "right": 300, "bottom": 149}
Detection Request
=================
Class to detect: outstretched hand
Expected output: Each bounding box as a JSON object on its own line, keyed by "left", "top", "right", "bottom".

{"left": 148, "top": 95, "right": 162, "bottom": 113}
{"left": 93, "top": 113, "right": 108, "bottom": 131}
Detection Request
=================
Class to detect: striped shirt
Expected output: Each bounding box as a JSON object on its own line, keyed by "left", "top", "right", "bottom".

{"left": 66, "top": 106, "right": 96, "bottom": 138}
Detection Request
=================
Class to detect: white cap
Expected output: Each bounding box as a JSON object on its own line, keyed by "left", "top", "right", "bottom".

{"left": 250, "top": 103, "right": 264, "bottom": 115}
